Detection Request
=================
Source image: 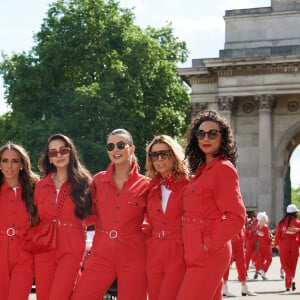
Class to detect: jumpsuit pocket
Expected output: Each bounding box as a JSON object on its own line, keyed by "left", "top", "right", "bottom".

{"left": 182, "top": 229, "right": 205, "bottom": 266}
{"left": 127, "top": 197, "right": 146, "bottom": 208}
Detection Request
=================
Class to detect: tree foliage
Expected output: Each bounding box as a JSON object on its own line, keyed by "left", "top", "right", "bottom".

{"left": 291, "top": 186, "right": 300, "bottom": 219}
{"left": 0, "top": 0, "right": 190, "bottom": 173}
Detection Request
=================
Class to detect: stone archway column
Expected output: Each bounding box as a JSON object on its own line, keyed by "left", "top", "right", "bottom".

{"left": 254, "top": 95, "right": 276, "bottom": 216}
{"left": 217, "top": 96, "right": 236, "bottom": 126}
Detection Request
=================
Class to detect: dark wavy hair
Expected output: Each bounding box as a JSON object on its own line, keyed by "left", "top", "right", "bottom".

{"left": 38, "top": 133, "right": 92, "bottom": 219}
{"left": 0, "top": 142, "right": 40, "bottom": 226}
{"left": 278, "top": 212, "right": 298, "bottom": 227}
{"left": 184, "top": 109, "right": 238, "bottom": 173}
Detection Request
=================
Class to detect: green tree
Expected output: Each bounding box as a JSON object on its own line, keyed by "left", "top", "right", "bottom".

{"left": 0, "top": 0, "right": 190, "bottom": 173}
{"left": 291, "top": 186, "right": 300, "bottom": 220}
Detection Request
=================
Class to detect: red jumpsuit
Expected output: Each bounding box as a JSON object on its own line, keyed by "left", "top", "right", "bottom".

{"left": 0, "top": 182, "right": 34, "bottom": 300}
{"left": 71, "top": 162, "right": 148, "bottom": 300}
{"left": 146, "top": 175, "right": 189, "bottom": 300}
{"left": 34, "top": 173, "right": 86, "bottom": 300}
{"left": 274, "top": 217, "right": 300, "bottom": 289}
{"left": 177, "top": 157, "right": 246, "bottom": 300}
{"left": 223, "top": 230, "right": 247, "bottom": 283}
{"left": 255, "top": 224, "right": 272, "bottom": 274}
{"left": 244, "top": 219, "right": 258, "bottom": 270}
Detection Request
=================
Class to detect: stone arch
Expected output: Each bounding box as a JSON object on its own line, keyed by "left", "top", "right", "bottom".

{"left": 274, "top": 120, "right": 300, "bottom": 222}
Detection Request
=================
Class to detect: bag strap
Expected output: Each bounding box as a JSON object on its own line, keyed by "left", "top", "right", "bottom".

{"left": 55, "top": 182, "right": 72, "bottom": 220}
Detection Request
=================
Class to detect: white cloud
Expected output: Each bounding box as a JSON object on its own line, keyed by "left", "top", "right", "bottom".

{"left": 219, "top": 0, "right": 270, "bottom": 11}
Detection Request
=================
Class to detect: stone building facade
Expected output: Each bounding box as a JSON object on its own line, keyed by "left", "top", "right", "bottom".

{"left": 179, "top": 0, "right": 300, "bottom": 226}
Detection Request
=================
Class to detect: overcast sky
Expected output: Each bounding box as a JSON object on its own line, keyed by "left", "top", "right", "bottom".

{"left": 0, "top": 0, "right": 299, "bottom": 187}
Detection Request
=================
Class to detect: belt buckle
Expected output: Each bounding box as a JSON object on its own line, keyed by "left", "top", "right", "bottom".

{"left": 158, "top": 230, "right": 165, "bottom": 239}
{"left": 54, "top": 219, "right": 61, "bottom": 227}
{"left": 7, "top": 228, "right": 16, "bottom": 237}
{"left": 109, "top": 230, "right": 118, "bottom": 239}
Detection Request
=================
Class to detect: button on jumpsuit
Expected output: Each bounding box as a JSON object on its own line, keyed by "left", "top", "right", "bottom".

{"left": 177, "top": 157, "right": 246, "bottom": 300}
{"left": 146, "top": 176, "right": 189, "bottom": 300}
{"left": 71, "top": 162, "right": 148, "bottom": 300}
{"left": 0, "top": 181, "right": 34, "bottom": 300}
{"left": 34, "top": 174, "right": 86, "bottom": 300}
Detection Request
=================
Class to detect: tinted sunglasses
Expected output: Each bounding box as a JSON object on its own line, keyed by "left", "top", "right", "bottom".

{"left": 149, "top": 149, "right": 172, "bottom": 161}
{"left": 195, "top": 129, "right": 221, "bottom": 140}
{"left": 48, "top": 147, "right": 70, "bottom": 158}
{"left": 106, "top": 141, "right": 132, "bottom": 151}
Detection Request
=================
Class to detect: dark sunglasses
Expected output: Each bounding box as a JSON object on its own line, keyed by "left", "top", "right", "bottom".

{"left": 48, "top": 147, "right": 70, "bottom": 158}
{"left": 106, "top": 141, "right": 132, "bottom": 151}
{"left": 195, "top": 129, "right": 221, "bottom": 140}
{"left": 149, "top": 149, "right": 172, "bottom": 161}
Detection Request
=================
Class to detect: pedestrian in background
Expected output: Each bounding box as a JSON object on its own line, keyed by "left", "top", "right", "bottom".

{"left": 274, "top": 204, "right": 300, "bottom": 291}
{"left": 177, "top": 109, "right": 246, "bottom": 300}
{"left": 145, "top": 135, "right": 189, "bottom": 300}
{"left": 245, "top": 211, "right": 258, "bottom": 273}
{"left": 254, "top": 211, "right": 272, "bottom": 281}
{"left": 0, "top": 142, "right": 39, "bottom": 300}
{"left": 72, "top": 129, "right": 148, "bottom": 300}
{"left": 34, "top": 133, "right": 92, "bottom": 300}
{"left": 222, "top": 229, "right": 257, "bottom": 297}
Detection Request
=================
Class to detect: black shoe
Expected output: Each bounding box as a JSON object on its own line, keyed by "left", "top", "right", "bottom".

{"left": 254, "top": 272, "right": 258, "bottom": 279}
{"left": 292, "top": 281, "right": 296, "bottom": 291}
{"left": 286, "top": 288, "right": 290, "bottom": 292}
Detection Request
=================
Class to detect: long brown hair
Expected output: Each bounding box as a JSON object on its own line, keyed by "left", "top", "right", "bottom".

{"left": 38, "top": 133, "right": 92, "bottom": 219}
{"left": 0, "top": 142, "right": 39, "bottom": 225}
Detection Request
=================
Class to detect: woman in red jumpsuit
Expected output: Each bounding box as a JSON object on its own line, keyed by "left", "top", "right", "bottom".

{"left": 274, "top": 204, "right": 300, "bottom": 291}
{"left": 34, "top": 133, "right": 92, "bottom": 300}
{"left": 72, "top": 128, "right": 149, "bottom": 300}
{"left": 145, "top": 135, "right": 189, "bottom": 300}
{"left": 254, "top": 211, "right": 272, "bottom": 281}
{"left": 0, "top": 142, "right": 39, "bottom": 300}
{"left": 176, "top": 110, "right": 246, "bottom": 300}
{"left": 244, "top": 211, "right": 258, "bottom": 272}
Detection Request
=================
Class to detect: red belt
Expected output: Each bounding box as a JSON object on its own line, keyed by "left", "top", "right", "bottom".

{"left": 152, "top": 230, "right": 181, "bottom": 240}
{"left": 182, "top": 215, "right": 220, "bottom": 225}
{"left": 0, "top": 228, "right": 26, "bottom": 237}
{"left": 56, "top": 221, "right": 84, "bottom": 230}
{"left": 96, "top": 228, "right": 141, "bottom": 240}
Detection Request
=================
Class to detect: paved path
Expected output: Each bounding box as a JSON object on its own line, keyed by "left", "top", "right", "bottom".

{"left": 30, "top": 254, "right": 299, "bottom": 299}
{"left": 224, "top": 254, "right": 300, "bottom": 299}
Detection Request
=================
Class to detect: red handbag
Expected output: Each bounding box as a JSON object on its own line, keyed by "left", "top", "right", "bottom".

{"left": 23, "top": 220, "right": 57, "bottom": 254}
{"left": 23, "top": 182, "right": 71, "bottom": 254}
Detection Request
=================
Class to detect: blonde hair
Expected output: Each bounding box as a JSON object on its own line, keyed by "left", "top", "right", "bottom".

{"left": 145, "top": 135, "right": 189, "bottom": 180}
{"left": 257, "top": 211, "right": 269, "bottom": 227}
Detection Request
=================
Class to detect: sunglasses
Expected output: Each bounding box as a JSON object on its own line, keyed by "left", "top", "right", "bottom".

{"left": 106, "top": 141, "right": 132, "bottom": 151}
{"left": 149, "top": 149, "right": 172, "bottom": 161}
{"left": 195, "top": 129, "right": 221, "bottom": 140}
{"left": 48, "top": 147, "right": 70, "bottom": 158}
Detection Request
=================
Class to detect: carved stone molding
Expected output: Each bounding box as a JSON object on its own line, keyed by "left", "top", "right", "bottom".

{"left": 189, "top": 75, "right": 217, "bottom": 84}
{"left": 214, "top": 63, "right": 300, "bottom": 77}
{"left": 254, "top": 94, "right": 276, "bottom": 111}
{"left": 189, "top": 102, "right": 208, "bottom": 117}
{"left": 242, "top": 102, "right": 255, "bottom": 113}
{"left": 216, "top": 96, "right": 237, "bottom": 112}
{"left": 287, "top": 100, "right": 299, "bottom": 112}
